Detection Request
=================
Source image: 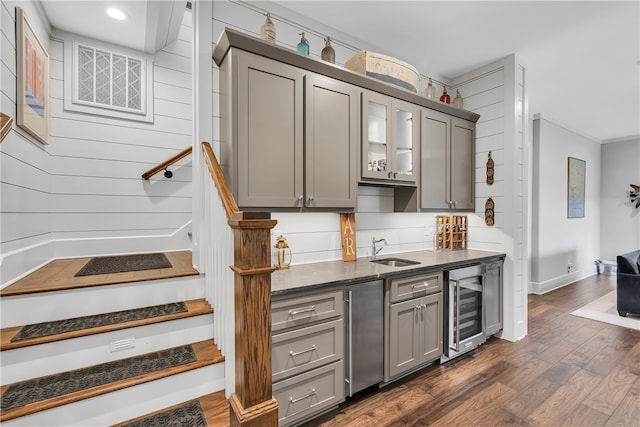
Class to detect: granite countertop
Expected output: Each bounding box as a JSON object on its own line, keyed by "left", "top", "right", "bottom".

{"left": 272, "top": 249, "right": 505, "bottom": 296}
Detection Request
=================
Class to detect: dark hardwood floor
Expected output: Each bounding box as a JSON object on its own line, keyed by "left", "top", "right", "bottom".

{"left": 303, "top": 274, "right": 640, "bottom": 427}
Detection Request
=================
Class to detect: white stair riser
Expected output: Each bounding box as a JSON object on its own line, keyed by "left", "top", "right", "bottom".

{"left": 0, "top": 275, "right": 205, "bottom": 328}
{"left": 1, "top": 316, "right": 214, "bottom": 384}
{"left": 1, "top": 363, "right": 225, "bottom": 427}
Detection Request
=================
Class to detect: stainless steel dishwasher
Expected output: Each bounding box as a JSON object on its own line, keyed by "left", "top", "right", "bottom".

{"left": 344, "top": 280, "right": 384, "bottom": 396}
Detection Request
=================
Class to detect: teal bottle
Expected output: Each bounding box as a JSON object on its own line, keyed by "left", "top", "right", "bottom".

{"left": 297, "top": 32, "right": 309, "bottom": 55}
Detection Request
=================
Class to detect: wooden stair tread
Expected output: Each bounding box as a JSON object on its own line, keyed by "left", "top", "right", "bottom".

{"left": 0, "top": 251, "right": 199, "bottom": 297}
{"left": 0, "top": 340, "right": 224, "bottom": 422}
{"left": 1, "top": 299, "right": 213, "bottom": 351}
{"left": 112, "top": 390, "right": 230, "bottom": 426}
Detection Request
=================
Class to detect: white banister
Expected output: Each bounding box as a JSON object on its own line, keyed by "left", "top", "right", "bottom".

{"left": 201, "top": 156, "right": 235, "bottom": 395}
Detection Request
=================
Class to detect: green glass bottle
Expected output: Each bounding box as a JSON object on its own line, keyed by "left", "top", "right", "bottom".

{"left": 297, "top": 32, "right": 309, "bottom": 55}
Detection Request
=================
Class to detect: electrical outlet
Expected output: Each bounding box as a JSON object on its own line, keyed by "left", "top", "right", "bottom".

{"left": 567, "top": 260, "right": 573, "bottom": 273}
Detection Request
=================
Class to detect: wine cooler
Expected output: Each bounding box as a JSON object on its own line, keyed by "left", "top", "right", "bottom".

{"left": 441, "top": 264, "right": 486, "bottom": 362}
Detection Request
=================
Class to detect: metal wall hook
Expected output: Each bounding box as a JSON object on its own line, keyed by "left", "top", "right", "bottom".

{"left": 164, "top": 168, "right": 173, "bottom": 179}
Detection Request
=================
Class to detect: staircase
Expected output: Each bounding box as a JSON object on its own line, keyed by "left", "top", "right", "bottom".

{"left": 0, "top": 250, "right": 229, "bottom": 426}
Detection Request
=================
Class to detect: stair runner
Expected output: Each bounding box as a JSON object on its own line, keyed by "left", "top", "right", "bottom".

{"left": 1, "top": 299, "right": 213, "bottom": 351}
{"left": 0, "top": 252, "right": 229, "bottom": 424}
{"left": 0, "top": 340, "right": 223, "bottom": 422}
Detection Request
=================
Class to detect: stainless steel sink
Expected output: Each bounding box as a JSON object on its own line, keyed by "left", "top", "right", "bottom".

{"left": 370, "top": 257, "right": 420, "bottom": 267}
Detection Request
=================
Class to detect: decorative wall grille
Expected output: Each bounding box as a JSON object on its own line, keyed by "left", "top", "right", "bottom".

{"left": 74, "top": 43, "right": 145, "bottom": 113}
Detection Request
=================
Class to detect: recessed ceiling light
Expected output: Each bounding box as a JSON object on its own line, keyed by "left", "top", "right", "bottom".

{"left": 106, "top": 8, "right": 127, "bottom": 21}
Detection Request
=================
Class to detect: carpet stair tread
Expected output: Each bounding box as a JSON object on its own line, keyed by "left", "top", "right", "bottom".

{"left": 111, "top": 391, "right": 229, "bottom": 426}
{"left": 0, "top": 339, "right": 224, "bottom": 422}
{"left": 1, "top": 299, "right": 213, "bottom": 351}
{"left": 0, "top": 251, "right": 199, "bottom": 297}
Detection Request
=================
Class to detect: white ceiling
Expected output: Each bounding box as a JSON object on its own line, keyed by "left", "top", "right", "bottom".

{"left": 40, "top": 0, "right": 639, "bottom": 142}
{"left": 41, "top": 0, "right": 185, "bottom": 54}
{"left": 275, "top": 1, "right": 640, "bottom": 142}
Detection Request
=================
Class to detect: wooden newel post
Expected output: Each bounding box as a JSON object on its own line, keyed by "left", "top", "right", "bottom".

{"left": 228, "top": 211, "right": 279, "bottom": 426}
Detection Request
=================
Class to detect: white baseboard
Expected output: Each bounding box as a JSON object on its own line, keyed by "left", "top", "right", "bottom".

{"left": 529, "top": 269, "right": 593, "bottom": 294}
{"left": 1, "top": 222, "right": 193, "bottom": 289}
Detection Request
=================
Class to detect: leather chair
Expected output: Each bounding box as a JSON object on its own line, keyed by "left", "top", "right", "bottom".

{"left": 617, "top": 249, "right": 640, "bottom": 317}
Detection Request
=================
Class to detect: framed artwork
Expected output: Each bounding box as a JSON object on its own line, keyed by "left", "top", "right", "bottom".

{"left": 567, "top": 157, "right": 586, "bottom": 218}
{"left": 16, "top": 7, "right": 49, "bottom": 144}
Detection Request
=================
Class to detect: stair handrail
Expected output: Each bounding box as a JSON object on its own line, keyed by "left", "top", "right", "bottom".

{"left": 141, "top": 146, "right": 193, "bottom": 180}
{"left": 200, "top": 141, "right": 279, "bottom": 426}
{"left": 201, "top": 142, "right": 238, "bottom": 220}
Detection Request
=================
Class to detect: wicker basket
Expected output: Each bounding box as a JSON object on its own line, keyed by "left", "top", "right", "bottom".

{"left": 345, "top": 51, "right": 420, "bottom": 93}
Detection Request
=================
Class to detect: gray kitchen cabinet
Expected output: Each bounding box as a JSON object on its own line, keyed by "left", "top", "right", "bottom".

{"left": 219, "top": 49, "right": 357, "bottom": 209}
{"left": 361, "top": 90, "right": 419, "bottom": 184}
{"left": 304, "top": 74, "right": 359, "bottom": 208}
{"left": 385, "top": 272, "right": 443, "bottom": 381}
{"left": 271, "top": 288, "right": 345, "bottom": 426}
{"left": 230, "top": 51, "right": 304, "bottom": 208}
{"left": 484, "top": 260, "right": 503, "bottom": 336}
{"left": 421, "top": 109, "right": 475, "bottom": 211}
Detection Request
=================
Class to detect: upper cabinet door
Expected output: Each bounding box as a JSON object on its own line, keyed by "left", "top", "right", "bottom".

{"left": 361, "top": 91, "right": 418, "bottom": 184}
{"left": 421, "top": 109, "right": 451, "bottom": 210}
{"left": 235, "top": 53, "right": 304, "bottom": 208}
{"left": 450, "top": 118, "right": 475, "bottom": 211}
{"left": 305, "top": 74, "right": 359, "bottom": 209}
{"left": 362, "top": 91, "right": 392, "bottom": 181}
{"left": 392, "top": 99, "right": 420, "bottom": 183}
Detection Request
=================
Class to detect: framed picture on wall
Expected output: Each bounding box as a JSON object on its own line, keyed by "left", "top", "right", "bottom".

{"left": 16, "top": 7, "right": 49, "bottom": 144}
{"left": 567, "top": 157, "right": 586, "bottom": 218}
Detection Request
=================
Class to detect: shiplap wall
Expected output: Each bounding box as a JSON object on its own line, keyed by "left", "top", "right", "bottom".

{"left": 0, "top": 2, "right": 194, "bottom": 287}
{"left": 1, "top": 0, "right": 54, "bottom": 286}
{"left": 451, "top": 56, "right": 529, "bottom": 341}
{"left": 209, "top": 1, "right": 528, "bottom": 340}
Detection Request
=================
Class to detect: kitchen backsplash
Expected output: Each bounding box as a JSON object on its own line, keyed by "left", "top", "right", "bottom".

{"left": 272, "top": 186, "right": 494, "bottom": 266}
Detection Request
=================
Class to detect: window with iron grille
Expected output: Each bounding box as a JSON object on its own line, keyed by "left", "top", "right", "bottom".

{"left": 73, "top": 42, "right": 146, "bottom": 114}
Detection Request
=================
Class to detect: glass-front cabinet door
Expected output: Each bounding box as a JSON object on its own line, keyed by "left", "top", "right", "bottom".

{"left": 361, "top": 91, "right": 418, "bottom": 183}
{"left": 392, "top": 99, "right": 419, "bottom": 182}
{"left": 362, "top": 92, "right": 391, "bottom": 180}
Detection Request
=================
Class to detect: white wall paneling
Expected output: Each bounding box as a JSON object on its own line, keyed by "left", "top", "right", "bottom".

{"left": 0, "top": 2, "right": 194, "bottom": 287}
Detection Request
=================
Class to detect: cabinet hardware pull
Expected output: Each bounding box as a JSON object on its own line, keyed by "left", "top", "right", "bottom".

{"left": 290, "top": 388, "right": 316, "bottom": 403}
{"left": 297, "top": 195, "right": 304, "bottom": 202}
{"left": 289, "top": 344, "right": 316, "bottom": 357}
{"left": 393, "top": 172, "right": 398, "bottom": 178}
{"left": 308, "top": 196, "right": 314, "bottom": 202}
{"left": 289, "top": 306, "right": 316, "bottom": 316}
{"left": 411, "top": 283, "right": 429, "bottom": 290}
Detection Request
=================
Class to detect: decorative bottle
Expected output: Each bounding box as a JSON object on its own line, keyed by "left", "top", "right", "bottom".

{"left": 297, "top": 32, "right": 309, "bottom": 55}
{"left": 440, "top": 85, "right": 450, "bottom": 104}
{"left": 425, "top": 77, "right": 436, "bottom": 99}
{"left": 321, "top": 36, "right": 335, "bottom": 63}
{"left": 260, "top": 13, "right": 276, "bottom": 43}
{"left": 453, "top": 90, "right": 463, "bottom": 108}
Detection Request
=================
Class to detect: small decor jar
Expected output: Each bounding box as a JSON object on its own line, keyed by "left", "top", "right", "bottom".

{"left": 453, "top": 90, "right": 463, "bottom": 108}
{"left": 260, "top": 13, "right": 276, "bottom": 43}
{"left": 440, "top": 85, "right": 450, "bottom": 104}
{"left": 321, "top": 36, "right": 335, "bottom": 63}
{"left": 297, "top": 32, "right": 309, "bottom": 55}
{"left": 425, "top": 77, "right": 436, "bottom": 99}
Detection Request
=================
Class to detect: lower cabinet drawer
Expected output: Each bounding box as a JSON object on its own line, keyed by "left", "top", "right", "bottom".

{"left": 272, "top": 289, "right": 344, "bottom": 332}
{"left": 272, "top": 319, "right": 343, "bottom": 382}
{"left": 273, "top": 360, "right": 344, "bottom": 427}
{"left": 390, "top": 272, "right": 442, "bottom": 303}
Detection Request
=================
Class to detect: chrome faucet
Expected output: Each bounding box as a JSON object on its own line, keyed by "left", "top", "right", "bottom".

{"left": 371, "top": 237, "right": 387, "bottom": 259}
